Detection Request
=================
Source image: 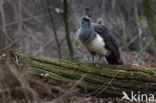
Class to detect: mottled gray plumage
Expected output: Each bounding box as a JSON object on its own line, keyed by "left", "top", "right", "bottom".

{"left": 78, "top": 17, "right": 95, "bottom": 42}
{"left": 78, "top": 17, "right": 123, "bottom": 64}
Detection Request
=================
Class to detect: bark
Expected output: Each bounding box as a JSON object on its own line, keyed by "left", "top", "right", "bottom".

{"left": 11, "top": 51, "right": 156, "bottom": 97}
{"left": 63, "top": 0, "right": 74, "bottom": 59}
{"left": 143, "top": 0, "right": 156, "bottom": 48}
{"left": 46, "top": 0, "right": 62, "bottom": 58}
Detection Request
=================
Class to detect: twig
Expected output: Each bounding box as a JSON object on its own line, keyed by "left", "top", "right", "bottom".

{"left": 0, "top": 25, "right": 27, "bottom": 55}
{"left": 101, "top": 71, "right": 120, "bottom": 92}
{"left": 18, "top": 0, "right": 22, "bottom": 35}
{"left": 134, "top": 0, "right": 143, "bottom": 50}
{"left": 32, "top": 39, "right": 53, "bottom": 56}
{"left": 120, "top": 35, "right": 138, "bottom": 50}
{"left": 21, "top": 0, "right": 41, "bottom": 23}
{"left": 0, "top": 0, "right": 12, "bottom": 42}
{"left": 51, "top": 74, "right": 85, "bottom": 103}
{"left": 0, "top": 37, "right": 21, "bottom": 55}
{"left": 146, "top": 0, "right": 156, "bottom": 13}
{"left": 6, "top": 62, "right": 38, "bottom": 101}
{"left": 0, "top": 14, "right": 49, "bottom": 29}
{"left": 89, "top": 71, "right": 120, "bottom": 96}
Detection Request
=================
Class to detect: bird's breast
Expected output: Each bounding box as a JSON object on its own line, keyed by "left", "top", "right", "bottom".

{"left": 83, "top": 34, "right": 108, "bottom": 56}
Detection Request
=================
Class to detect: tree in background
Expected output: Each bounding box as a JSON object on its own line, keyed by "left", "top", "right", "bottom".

{"left": 1, "top": 0, "right": 156, "bottom": 59}
{"left": 46, "top": 0, "right": 62, "bottom": 58}
{"left": 143, "top": 0, "right": 156, "bottom": 50}
{"left": 63, "top": 0, "right": 74, "bottom": 59}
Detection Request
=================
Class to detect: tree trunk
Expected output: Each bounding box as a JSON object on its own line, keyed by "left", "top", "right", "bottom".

{"left": 46, "top": 0, "right": 62, "bottom": 58}
{"left": 63, "top": 0, "right": 74, "bottom": 59}
{"left": 11, "top": 51, "right": 156, "bottom": 97}
{"left": 143, "top": 0, "right": 156, "bottom": 52}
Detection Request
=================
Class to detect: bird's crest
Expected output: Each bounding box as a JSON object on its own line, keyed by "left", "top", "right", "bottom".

{"left": 85, "top": 16, "right": 90, "bottom": 20}
{"left": 82, "top": 16, "right": 91, "bottom": 22}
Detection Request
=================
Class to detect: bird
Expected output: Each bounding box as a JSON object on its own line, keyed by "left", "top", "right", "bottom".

{"left": 77, "top": 16, "right": 123, "bottom": 64}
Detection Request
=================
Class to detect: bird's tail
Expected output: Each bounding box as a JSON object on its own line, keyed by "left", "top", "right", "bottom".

{"left": 117, "top": 58, "right": 124, "bottom": 65}
{"left": 106, "top": 56, "right": 124, "bottom": 65}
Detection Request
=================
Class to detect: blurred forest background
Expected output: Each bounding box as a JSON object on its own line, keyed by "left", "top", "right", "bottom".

{"left": 0, "top": 0, "right": 156, "bottom": 102}
{"left": 0, "top": 0, "right": 156, "bottom": 64}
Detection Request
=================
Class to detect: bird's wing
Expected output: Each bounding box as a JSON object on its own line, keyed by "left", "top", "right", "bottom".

{"left": 94, "top": 24, "right": 121, "bottom": 64}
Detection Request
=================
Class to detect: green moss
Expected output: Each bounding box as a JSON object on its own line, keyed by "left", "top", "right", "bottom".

{"left": 12, "top": 51, "right": 156, "bottom": 96}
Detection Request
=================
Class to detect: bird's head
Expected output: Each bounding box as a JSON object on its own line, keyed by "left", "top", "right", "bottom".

{"left": 78, "top": 16, "right": 94, "bottom": 41}
{"left": 81, "top": 16, "right": 93, "bottom": 29}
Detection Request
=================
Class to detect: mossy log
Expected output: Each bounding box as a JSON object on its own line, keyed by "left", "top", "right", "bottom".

{"left": 11, "top": 51, "right": 156, "bottom": 97}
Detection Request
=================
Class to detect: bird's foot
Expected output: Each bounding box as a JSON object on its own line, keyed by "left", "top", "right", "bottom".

{"left": 92, "top": 55, "right": 94, "bottom": 63}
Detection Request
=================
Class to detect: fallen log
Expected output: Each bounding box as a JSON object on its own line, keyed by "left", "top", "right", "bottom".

{"left": 10, "top": 51, "right": 156, "bottom": 97}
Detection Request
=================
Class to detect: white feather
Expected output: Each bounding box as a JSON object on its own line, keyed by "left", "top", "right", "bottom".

{"left": 83, "top": 34, "right": 109, "bottom": 56}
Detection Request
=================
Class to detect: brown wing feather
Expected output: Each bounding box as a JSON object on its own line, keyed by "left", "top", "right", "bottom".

{"left": 94, "top": 24, "right": 123, "bottom": 64}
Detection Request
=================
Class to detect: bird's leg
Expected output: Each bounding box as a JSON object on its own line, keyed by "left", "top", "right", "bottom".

{"left": 92, "top": 55, "right": 95, "bottom": 62}
{"left": 99, "top": 55, "right": 102, "bottom": 61}
{"left": 98, "top": 55, "right": 102, "bottom": 63}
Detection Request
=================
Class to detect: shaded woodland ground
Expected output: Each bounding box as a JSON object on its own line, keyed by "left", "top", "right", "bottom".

{"left": 0, "top": 0, "right": 156, "bottom": 103}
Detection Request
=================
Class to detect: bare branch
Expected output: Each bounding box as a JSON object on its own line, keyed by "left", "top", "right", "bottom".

{"left": 52, "top": 75, "right": 85, "bottom": 103}
{"left": 46, "top": 0, "right": 62, "bottom": 58}
{"left": 0, "top": 14, "right": 48, "bottom": 29}
{"left": 6, "top": 62, "right": 38, "bottom": 101}
{"left": 0, "top": 37, "right": 21, "bottom": 55}
{"left": 146, "top": 0, "right": 156, "bottom": 13}
{"left": 0, "top": 0, "right": 12, "bottom": 42}
{"left": 18, "top": 0, "right": 22, "bottom": 35}
{"left": 134, "top": 0, "right": 143, "bottom": 50}
{"left": 32, "top": 39, "right": 53, "bottom": 56}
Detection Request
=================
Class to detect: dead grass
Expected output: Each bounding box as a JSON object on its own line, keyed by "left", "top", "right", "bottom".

{"left": 0, "top": 53, "right": 84, "bottom": 103}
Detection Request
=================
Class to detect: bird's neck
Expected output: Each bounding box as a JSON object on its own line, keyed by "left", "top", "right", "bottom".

{"left": 79, "top": 27, "right": 96, "bottom": 42}
{"left": 80, "top": 27, "right": 94, "bottom": 33}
